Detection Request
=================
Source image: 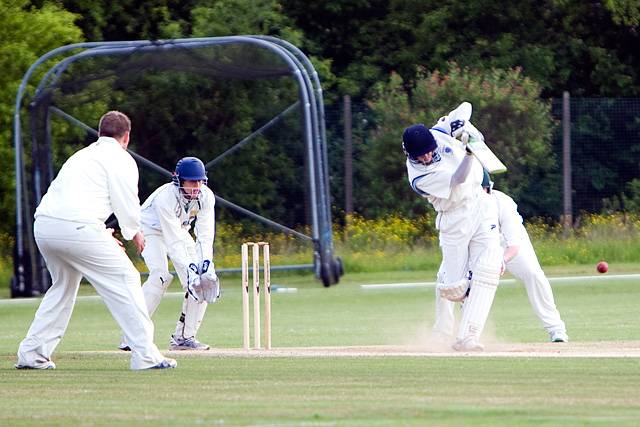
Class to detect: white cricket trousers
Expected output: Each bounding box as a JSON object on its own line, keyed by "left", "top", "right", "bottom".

{"left": 505, "top": 237, "right": 566, "bottom": 334}
{"left": 433, "top": 192, "right": 501, "bottom": 336}
{"left": 141, "top": 230, "right": 207, "bottom": 339}
{"left": 434, "top": 236, "right": 567, "bottom": 336}
{"left": 17, "top": 217, "right": 165, "bottom": 370}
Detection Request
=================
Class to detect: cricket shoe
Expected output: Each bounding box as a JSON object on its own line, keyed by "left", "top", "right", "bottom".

{"left": 15, "top": 358, "right": 56, "bottom": 370}
{"left": 118, "top": 337, "right": 131, "bottom": 352}
{"left": 452, "top": 337, "right": 485, "bottom": 352}
{"left": 147, "top": 358, "right": 178, "bottom": 369}
{"left": 550, "top": 331, "right": 569, "bottom": 343}
{"left": 169, "top": 335, "right": 210, "bottom": 351}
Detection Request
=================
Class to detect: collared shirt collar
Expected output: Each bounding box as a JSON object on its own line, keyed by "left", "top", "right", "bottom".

{"left": 96, "top": 136, "right": 120, "bottom": 145}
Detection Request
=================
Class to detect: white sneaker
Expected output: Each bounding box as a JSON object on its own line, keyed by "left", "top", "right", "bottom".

{"left": 118, "top": 337, "right": 131, "bottom": 351}
{"left": 147, "top": 358, "right": 177, "bottom": 369}
{"left": 15, "top": 358, "right": 56, "bottom": 370}
{"left": 452, "top": 337, "right": 485, "bottom": 352}
{"left": 169, "top": 335, "right": 210, "bottom": 351}
{"left": 550, "top": 331, "right": 569, "bottom": 343}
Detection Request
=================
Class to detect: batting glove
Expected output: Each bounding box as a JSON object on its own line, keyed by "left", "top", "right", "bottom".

{"left": 437, "top": 278, "right": 470, "bottom": 302}
{"left": 450, "top": 119, "right": 466, "bottom": 139}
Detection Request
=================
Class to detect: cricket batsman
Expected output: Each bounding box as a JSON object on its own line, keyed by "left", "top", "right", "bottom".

{"left": 434, "top": 172, "right": 569, "bottom": 342}
{"left": 120, "top": 156, "right": 219, "bottom": 351}
{"left": 403, "top": 102, "right": 504, "bottom": 351}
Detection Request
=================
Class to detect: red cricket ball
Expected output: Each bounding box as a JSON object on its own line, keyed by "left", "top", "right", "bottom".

{"left": 596, "top": 261, "right": 608, "bottom": 274}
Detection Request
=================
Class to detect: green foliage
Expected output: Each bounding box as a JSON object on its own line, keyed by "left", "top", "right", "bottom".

{"left": 0, "top": 1, "right": 83, "bottom": 236}
{"left": 604, "top": 0, "right": 640, "bottom": 27}
{"left": 406, "top": 0, "right": 640, "bottom": 97}
{"left": 567, "top": 98, "right": 640, "bottom": 214}
{"left": 281, "top": 0, "right": 422, "bottom": 99}
{"left": 358, "top": 65, "right": 559, "bottom": 218}
{"left": 61, "top": 0, "right": 196, "bottom": 41}
{"left": 190, "top": 0, "right": 301, "bottom": 42}
{"left": 280, "top": 0, "right": 640, "bottom": 99}
{"left": 340, "top": 213, "right": 437, "bottom": 251}
{"left": 526, "top": 212, "right": 640, "bottom": 265}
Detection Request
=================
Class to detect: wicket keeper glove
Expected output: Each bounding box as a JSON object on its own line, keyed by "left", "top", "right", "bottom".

{"left": 187, "top": 263, "right": 203, "bottom": 302}
{"left": 200, "top": 260, "right": 221, "bottom": 304}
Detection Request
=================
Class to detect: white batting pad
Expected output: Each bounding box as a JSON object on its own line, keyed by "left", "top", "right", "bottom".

{"left": 174, "top": 294, "right": 208, "bottom": 339}
{"left": 457, "top": 263, "right": 500, "bottom": 343}
{"left": 141, "top": 271, "right": 173, "bottom": 317}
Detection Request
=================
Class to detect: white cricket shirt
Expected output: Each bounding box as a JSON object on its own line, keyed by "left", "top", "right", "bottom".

{"left": 140, "top": 183, "right": 216, "bottom": 270}
{"left": 34, "top": 137, "right": 141, "bottom": 240}
{"left": 406, "top": 130, "right": 484, "bottom": 213}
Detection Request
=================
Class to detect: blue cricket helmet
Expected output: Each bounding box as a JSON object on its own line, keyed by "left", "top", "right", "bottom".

{"left": 402, "top": 124, "right": 437, "bottom": 160}
{"left": 173, "top": 156, "right": 207, "bottom": 186}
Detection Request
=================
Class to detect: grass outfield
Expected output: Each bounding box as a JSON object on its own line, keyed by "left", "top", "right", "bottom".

{"left": 1, "top": 270, "right": 640, "bottom": 425}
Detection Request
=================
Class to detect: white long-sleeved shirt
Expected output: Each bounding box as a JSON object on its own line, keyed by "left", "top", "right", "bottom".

{"left": 406, "top": 129, "right": 484, "bottom": 213}
{"left": 34, "top": 137, "right": 141, "bottom": 240}
{"left": 140, "top": 183, "right": 216, "bottom": 274}
{"left": 491, "top": 189, "right": 526, "bottom": 249}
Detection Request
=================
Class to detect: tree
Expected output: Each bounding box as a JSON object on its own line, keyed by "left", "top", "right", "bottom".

{"left": 0, "top": 0, "right": 83, "bottom": 236}
{"left": 61, "top": 0, "right": 197, "bottom": 41}
{"left": 394, "top": 0, "right": 640, "bottom": 97}
{"left": 281, "top": 0, "right": 422, "bottom": 99}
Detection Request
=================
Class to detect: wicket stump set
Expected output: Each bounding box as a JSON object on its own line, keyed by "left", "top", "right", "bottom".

{"left": 241, "top": 242, "right": 271, "bottom": 350}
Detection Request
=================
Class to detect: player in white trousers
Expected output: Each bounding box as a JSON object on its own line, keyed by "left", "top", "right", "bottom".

{"left": 433, "top": 173, "right": 568, "bottom": 342}
{"left": 403, "top": 102, "right": 503, "bottom": 351}
{"left": 120, "top": 156, "right": 219, "bottom": 352}
{"left": 16, "top": 111, "right": 176, "bottom": 370}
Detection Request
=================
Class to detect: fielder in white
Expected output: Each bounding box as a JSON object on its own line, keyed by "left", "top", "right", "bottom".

{"left": 16, "top": 111, "right": 176, "bottom": 370}
{"left": 403, "top": 102, "right": 503, "bottom": 351}
{"left": 120, "top": 156, "right": 220, "bottom": 352}
{"left": 433, "top": 173, "right": 569, "bottom": 342}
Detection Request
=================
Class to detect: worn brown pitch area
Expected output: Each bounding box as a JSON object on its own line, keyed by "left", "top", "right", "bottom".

{"left": 151, "top": 341, "right": 640, "bottom": 358}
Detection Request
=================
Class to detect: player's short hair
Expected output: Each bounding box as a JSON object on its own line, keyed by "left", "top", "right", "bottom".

{"left": 98, "top": 111, "right": 131, "bottom": 138}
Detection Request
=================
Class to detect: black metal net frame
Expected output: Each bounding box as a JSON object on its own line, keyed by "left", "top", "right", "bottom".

{"left": 12, "top": 36, "right": 343, "bottom": 297}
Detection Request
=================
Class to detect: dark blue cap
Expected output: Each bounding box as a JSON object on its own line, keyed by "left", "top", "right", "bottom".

{"left": 402, "top": 124, "right": 437, "bottom": 159}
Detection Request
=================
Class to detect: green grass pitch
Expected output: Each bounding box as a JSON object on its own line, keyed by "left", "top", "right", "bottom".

{"left": 1, "top": 270, "right": 640, "bottom": 425}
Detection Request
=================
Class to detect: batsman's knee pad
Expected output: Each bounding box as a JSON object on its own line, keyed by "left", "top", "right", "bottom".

{"left": 457, "top": 261, "right": 500, "bottom": 342}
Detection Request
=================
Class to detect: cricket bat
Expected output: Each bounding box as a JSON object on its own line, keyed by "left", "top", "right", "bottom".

{"left": 464, "top": 122, "right": 507, "bottom": 174}
{"left": 448, "top": 102, "right": 507, "bottom": 174}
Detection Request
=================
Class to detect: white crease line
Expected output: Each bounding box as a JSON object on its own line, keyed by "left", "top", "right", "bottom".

{"left": 360, "top": 273, "right": 640, "bottom": 290}
{"left": 0, "top": 287, "right": 298, "bottom": 305}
